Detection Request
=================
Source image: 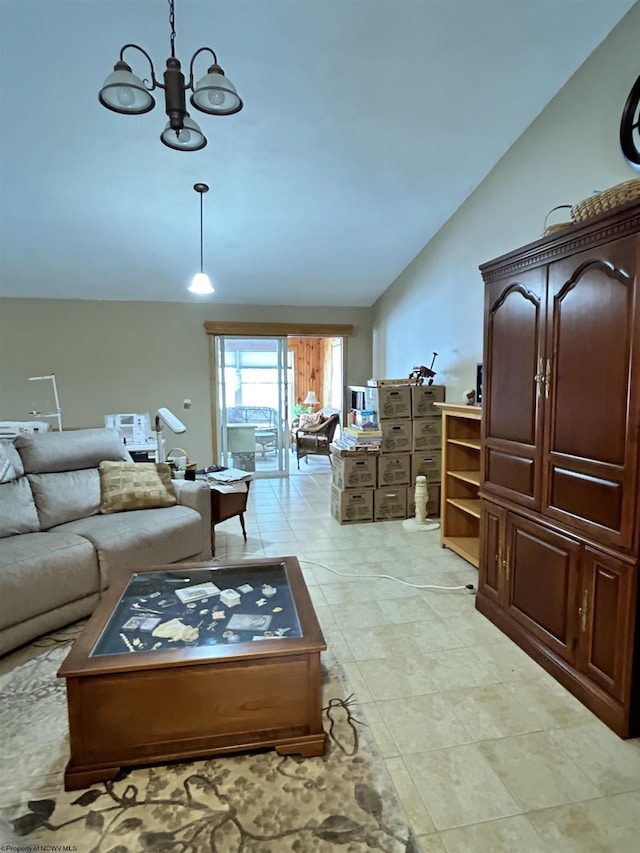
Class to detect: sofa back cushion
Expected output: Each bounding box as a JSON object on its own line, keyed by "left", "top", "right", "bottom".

{"left": 27, "top": 469, "right": 101, "bottom": 530}
{"left": 0, "top": 478, "right": 41, "bottom": 537}
{"left": 15, "top": 427, "right": 131, "bottom": 474}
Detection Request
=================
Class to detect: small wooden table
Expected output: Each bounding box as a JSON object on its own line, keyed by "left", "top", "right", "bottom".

{"left": 57, "top": 557, "right": 326, "bottom": 791}
{"left": 210, "top": 479, "right": 251, "bottom": 556}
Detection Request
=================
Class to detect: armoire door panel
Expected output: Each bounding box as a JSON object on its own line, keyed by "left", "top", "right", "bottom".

{"left": 578, "top": 548, "right": 635, "bottom": 701}
{"left": 549, "top": 467, "right": 623, "bottom": 532}
{"left": 506, "top": 516, "right": 579, "bottom": 663}
{"left": 479, "top": 501, "right": 505, "bottom": 606}
{"left": 486, "top": 282, "right": 542, "bottom": 445}
{"left": 543, "top": 238, "right": 640, "bottom": 549}
{"left": 549, "top": 258, "right": 633, "bottom": 464}
{"left": 486, "top": 450, "right": 535, "bottom": 499}
{"left": 483, "top": 269, "right": 545, "bottom": 508}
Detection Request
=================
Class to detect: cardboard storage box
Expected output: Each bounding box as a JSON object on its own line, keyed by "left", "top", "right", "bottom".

{"left": 406, "top": 483, "right": 441, "bottom": 519}
{"left": 411, "top": 384, "right": 446, "bottom": 418}
{"left": 374, "top": 487, "right": 407, "bottom": 521}
{"left": 377, "top": 385, "right": 412, "bottom": 419}
{"left": 332, "top": 455, "right": 377, "bottom": 490}
{"left": 380, "top": 420, "right": 413, "bottom": 454}
{"left": 412, "top": 417, "right": 443, "bottom": 452}
{"left": 330, "top": 443, "right": 380, "bottom": 459}
{"left": 329, "top": 442, "right": 382, "bottom": 459}
{"left": 377, "top": 454, "right": 411, "bottom": 486}
{"left": 331, "top": 486, "right": 373, "bottom": 524}
{"left": 411, "top": 451, "right": 442, "bottom": 483}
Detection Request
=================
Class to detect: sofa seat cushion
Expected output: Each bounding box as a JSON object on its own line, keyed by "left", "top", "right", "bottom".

{"left": 27, "top": 469, "right": 101, "bottom": 529}
{"left": 55, "top": 505, "right": 204, "bottom": 586}
{"left": 0, "top": 532, "right": 100, "bottom": 631}
{"left": 0, "top": 477, "right": 40, "bottom": 538}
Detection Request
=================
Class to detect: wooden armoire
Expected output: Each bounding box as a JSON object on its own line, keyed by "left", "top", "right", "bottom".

{"left": 477, "top": 199, "right": 640, "bottom": 737}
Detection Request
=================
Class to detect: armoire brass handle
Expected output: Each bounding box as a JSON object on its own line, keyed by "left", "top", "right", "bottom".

{"left": 578, "top": 589, "right": 589, "bottom": 632}
{"left": 534, "top": 357, "right": 545, "bottom": 395}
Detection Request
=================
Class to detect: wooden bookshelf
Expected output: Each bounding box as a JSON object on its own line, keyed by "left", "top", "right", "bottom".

{"left": 434, "top": 403, "right": 482, "bottom": 568}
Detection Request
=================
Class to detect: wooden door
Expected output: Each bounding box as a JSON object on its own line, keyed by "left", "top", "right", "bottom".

{"left": 482, "top": 268, "right": 546, "bottom": 509}
{"left": 577, "top": 548, "right": 636, "bottom": 702}
{"left": 478, "top": 500, "right": 507, "bottom": 606}
{"left": 543, "top": 235, "right": 640, "bottom": 550}
{"left": 505, "top": 514, "right": 579, "bottom": 664}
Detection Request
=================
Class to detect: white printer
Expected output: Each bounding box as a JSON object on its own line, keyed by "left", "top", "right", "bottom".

{"left": 0, "top": 420, "right": 52, "bottom": 439}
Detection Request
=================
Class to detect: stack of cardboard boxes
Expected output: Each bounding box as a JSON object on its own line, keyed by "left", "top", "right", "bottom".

{"left": 330, "top": 383, "right": 445, "bottom": 524}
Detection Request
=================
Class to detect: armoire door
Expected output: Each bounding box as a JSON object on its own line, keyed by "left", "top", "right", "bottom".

{"left": 505, "top": 513, "right": 580, "bottom": 665}
{"left": 482, "top": 268, "right": 546, "bottom": 510}
{"left": 478, "top": 500, "right": 507, "bottom": 606}
{"left": 543, "top": 235, "right": 640, "bottom": 550}
{"left": 577, "top": 548, "right": 636, "bottom": 702}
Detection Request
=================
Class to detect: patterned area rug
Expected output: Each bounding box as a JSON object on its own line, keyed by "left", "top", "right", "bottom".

{"left": 0, "top": 626, "right": 418, "bottom": 852}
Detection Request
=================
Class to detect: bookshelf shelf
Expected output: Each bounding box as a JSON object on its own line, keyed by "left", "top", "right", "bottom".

{"left": 434, "top": 403, "right": 482, "bottom": 569}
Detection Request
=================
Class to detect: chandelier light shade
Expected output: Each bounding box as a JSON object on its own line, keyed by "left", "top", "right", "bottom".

{"left": 161, "top": 113, "right": 206, "bottom": 152}
{"left": 188, "top": 183, "right": 215, "bottom": 295}
{"left": 98, "top": 62, "right": 155, "bottom": 114}
{"left": 190, "top": 64, "right": 243, "bottom": 115}
{"left": 98, "top": 0, "right": 243, "bottom": 151}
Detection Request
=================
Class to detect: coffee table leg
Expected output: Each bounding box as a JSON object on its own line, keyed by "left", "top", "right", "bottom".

{"left": 211, "top": 525, "right": 216, "bottom": 556}
{"left": 240, "top": 513, "right": 247, "bottom": 541}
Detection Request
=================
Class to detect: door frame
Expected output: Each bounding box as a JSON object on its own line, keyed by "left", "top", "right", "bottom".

{"left": 205, "top": 322, "right": 353, "bottom": 466}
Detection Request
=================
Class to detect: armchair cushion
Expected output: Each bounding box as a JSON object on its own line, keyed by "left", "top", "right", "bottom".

{"left": 298, "top": 412, "right": 325, "bottom": 429}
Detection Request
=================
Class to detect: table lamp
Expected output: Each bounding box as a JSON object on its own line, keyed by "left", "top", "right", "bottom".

{"left": 303, "top": 391, "right": 319, "bottom": 413}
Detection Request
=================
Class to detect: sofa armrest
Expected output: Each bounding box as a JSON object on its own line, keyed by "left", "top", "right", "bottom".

{"left": 172, "top": 480, "right": 212, "bottom": 560}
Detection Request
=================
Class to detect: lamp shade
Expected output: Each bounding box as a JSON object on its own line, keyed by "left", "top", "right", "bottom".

{"left": 99, "top": 63, "right": 155, "bottom": 114}
{"left": 160, "top": 114, "right": 207, "bottom": 151}
{"left": 191, "top": 64, "right": 243, "bottom": 116}
{"left": 303, "top": 391, "right": 319, "bottom": 405}
{"left": 189, "top": 272, "right": 215, "bottom": 294}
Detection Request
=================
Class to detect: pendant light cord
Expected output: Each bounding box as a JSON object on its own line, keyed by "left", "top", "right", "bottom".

{"left": 200, "top": 191, "right": 204, "bottom": 273}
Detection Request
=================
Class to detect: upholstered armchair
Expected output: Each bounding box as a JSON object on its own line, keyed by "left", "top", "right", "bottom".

{"left": 294, "top": 413, "right": 340, "bottom": 468}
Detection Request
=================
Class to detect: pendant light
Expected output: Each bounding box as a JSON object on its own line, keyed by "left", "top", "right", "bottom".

{"left": 189, "top": 183, "right": 214, "bottom": 294}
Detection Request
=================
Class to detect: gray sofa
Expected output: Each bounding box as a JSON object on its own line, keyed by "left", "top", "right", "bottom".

{"left": 0, "top": 428, "right": 212, "bottom": 656}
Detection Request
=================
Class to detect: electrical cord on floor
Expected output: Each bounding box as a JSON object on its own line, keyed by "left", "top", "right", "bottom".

{"left": 299, "top": 558, "right": 475, "bottom": 592}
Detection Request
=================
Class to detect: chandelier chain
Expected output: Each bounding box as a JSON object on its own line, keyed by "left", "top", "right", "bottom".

{"left": 168, "top": 0, "right": 176, "bottom": 58}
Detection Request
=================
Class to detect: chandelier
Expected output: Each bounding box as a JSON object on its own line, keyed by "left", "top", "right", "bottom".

{"left": 98, "top": 0, "right": 243, "bottom": 152}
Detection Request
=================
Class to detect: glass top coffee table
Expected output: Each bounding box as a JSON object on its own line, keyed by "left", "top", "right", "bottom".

{"left": 58, "top": 556, "right": 326, "bottom": 791}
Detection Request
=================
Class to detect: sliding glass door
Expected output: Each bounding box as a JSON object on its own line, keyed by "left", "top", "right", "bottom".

{"left": 215, "top": 336, "right": 290, "bottom": 478}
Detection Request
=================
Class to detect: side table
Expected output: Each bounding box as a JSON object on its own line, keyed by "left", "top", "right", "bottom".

{"left": 210, "top": 480, "right": 251, "bottom": 556}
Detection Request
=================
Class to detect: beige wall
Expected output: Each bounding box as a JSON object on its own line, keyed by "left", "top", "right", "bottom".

{"left": 0, "top": 300, "right": 373, "bottom": 465}
{"left": 372, "top": 1, "right": 640, "bottom": 404}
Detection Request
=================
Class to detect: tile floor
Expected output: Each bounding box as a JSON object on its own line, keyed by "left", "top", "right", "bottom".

{"left": 213, "top": 463, "right": 640, "bottom": 852}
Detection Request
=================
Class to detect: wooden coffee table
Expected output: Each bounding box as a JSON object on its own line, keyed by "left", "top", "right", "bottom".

{"left": 57, "top": 557, "right": 326, "bottom": 791}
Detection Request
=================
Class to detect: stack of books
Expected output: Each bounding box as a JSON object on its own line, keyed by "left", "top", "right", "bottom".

{"left": 333, "top": 426, "right": 383, "bottom": 452}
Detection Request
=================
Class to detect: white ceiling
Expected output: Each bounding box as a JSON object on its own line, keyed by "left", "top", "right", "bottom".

{"left": 0, "top": 0, "right": 635, "bottom": 307}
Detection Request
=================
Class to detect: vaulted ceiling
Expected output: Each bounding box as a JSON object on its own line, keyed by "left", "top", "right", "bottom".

{"left": 0, "top": 0, "right": 634, "bottom": 306}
